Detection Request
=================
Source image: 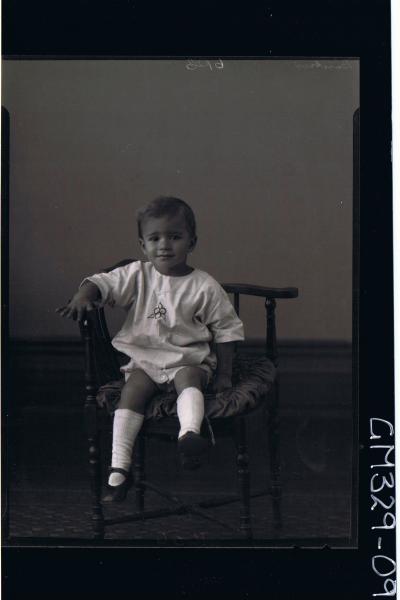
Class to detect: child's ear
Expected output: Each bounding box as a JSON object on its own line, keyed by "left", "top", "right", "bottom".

{"left": 189, "top": 236, "right": 197, "bottom": 252}
{"left": 139, "top": 238, "right": 147, "bottom": 255}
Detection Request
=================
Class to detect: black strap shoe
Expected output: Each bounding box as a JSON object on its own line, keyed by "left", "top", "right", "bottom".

{"left": 102, "top": 467, "right": 133, "bottom": 503}
{"left": 178, "top": 431, "right": 208, "bottom": 470}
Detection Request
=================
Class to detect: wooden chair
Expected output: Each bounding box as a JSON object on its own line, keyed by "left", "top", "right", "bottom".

{"left": 79, "top": 259, "right": 298, "bottom": 540}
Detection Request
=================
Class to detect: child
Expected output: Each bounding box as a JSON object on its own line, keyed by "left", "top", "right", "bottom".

{"left": 57, "top": 196, "right": 244, "bottom": 502}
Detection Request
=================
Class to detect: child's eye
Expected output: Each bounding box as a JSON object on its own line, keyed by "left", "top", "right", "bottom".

{"left": 148, "top": 236, "right": 158, "bottom": 242}
{"left": 171, "top": 235, "right": 181, "bottom": 240}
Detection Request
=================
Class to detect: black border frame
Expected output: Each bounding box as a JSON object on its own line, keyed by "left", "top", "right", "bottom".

{"left": 2, "top": 1, "right": 393, "bottom": 598}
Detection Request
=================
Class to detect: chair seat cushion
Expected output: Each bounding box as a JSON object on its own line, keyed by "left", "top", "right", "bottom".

{"left": 96, "top": 355, "right": 276, "bottom": 420}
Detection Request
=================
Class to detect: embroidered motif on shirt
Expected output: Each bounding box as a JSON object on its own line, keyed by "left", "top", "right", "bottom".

{"left": 148, "top": 302, "right": 167, "bottom": 319}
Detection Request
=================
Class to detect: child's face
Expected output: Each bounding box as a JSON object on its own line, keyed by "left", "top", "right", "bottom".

{"left": 139, "top": 212, "right": 196, "bottom": 275}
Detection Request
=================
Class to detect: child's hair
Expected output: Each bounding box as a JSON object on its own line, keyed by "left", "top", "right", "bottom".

{"left": 137, "top": 196, "right": 197, "bottom": 239}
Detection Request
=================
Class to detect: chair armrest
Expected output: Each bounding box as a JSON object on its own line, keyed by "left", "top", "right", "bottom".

{"left": 222, "top": 283, "right": 298, "bottom": 299}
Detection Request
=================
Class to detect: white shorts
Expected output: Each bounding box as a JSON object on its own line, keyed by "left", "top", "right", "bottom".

{"left": 123, "top": 362, "right": 213, "bottom": 390}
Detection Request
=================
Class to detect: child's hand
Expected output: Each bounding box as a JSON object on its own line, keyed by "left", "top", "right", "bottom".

{"left": 213, "top": 374, "right": 232, "bottom": 394}
{"left": 56, "top": 293, "right": 97, "bottom": 322}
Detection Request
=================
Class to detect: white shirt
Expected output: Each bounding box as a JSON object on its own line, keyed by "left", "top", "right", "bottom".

{"left": 85, "top": 261, "right": 244, "bottom": 384}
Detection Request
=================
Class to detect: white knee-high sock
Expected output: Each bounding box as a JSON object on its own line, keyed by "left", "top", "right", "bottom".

{"left": 176, "top": 387, "right": 205, "bottom": 439}
{"left": 109, "top": 408, "right": 144, "bottom": 486}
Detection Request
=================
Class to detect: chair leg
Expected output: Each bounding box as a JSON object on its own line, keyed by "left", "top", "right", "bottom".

{"left": 234, "top": 417, "right": 252, "bottom": 540}
{"left": 85, "top": 401, "right": 105, "bottom": 539}
{"left": 133, "top": 433, "right": 146, "bottom": 512}
{"left": 267, "top": 382, "right": 282, "bottom": 529}
{"left": 82, "top": 318, "right": 105, "bottom": 539}
{"left": 88, "top": 432, "right": 105, "bottom": 540}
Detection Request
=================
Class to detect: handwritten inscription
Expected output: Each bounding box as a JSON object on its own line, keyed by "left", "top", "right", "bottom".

{"left": 370, "top": 418, "right": 396, "bottom": 597}
{"left": 295, "top": 60, "right": 353, "bottom": 71}
{"left": 186, "top": 59, "right": 224, "bottom": 71}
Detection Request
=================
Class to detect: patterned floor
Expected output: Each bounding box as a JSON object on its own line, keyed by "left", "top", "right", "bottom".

{"left": 5, "top": 404, "right": 356, "bottom": 546}
{"left": 8, "top": 489, "right": 352, "bottom": 544}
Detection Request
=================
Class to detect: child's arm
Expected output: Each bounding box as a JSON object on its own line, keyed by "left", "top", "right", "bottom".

{"left": 56, "top": 281, "right": 101, "bottom": 321}
{"left": 57, "top": 262, "right": 140, "bottom": 321}
{"left": 214, "top": 341, "right": 235, "bottom": 393}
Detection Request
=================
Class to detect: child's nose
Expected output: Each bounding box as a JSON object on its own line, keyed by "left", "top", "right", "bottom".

{"left": 159, "top": 237, "right": 171, "bottom": 249}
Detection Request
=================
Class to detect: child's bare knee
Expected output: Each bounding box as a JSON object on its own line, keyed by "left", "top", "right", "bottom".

{"left": 118, "top": 389, "right": 146, "bottom": 412}
{"left": 174, "top": 367, "right": 206, "bottom": 394}
{"left": 118, "top": 369, "right": 157, "bottom": 412}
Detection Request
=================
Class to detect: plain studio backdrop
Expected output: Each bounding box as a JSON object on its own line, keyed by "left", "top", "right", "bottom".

{"left": 3, "top": 59, "right": 359, "bottom": 343}
{"left": 4, "top": 58, "right": 360, "bottom": 545}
